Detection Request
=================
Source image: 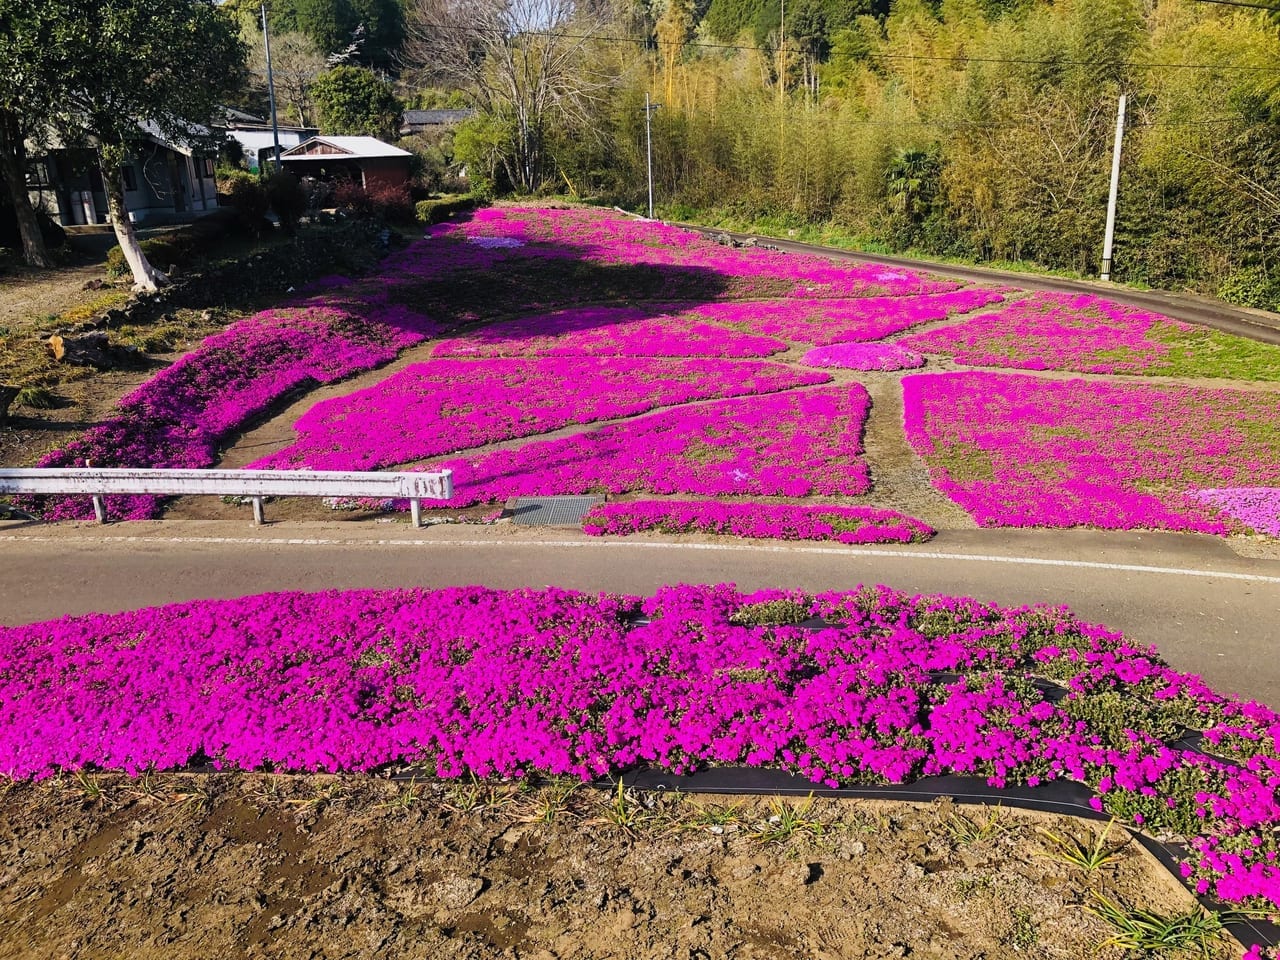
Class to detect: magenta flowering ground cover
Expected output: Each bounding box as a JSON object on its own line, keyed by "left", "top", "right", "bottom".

{"left": 431, "top": 304, "right": 788, "bottom": 358}
{"left": 436, "top": 206, "right": 966, "bottom": 299}
{"left": 801, "top": 342, "right": 926, "bottom": 371}
{"left": 251, "top": 357, "right": 829, "bottom": 472}
{"left": 685, "top": 289, "right": 1005, "bottom": 346}
{"left": 419, "top": 385, "right": 873, "bottom": 506}
{"left": 581, "top": 500, "right": 934, "bottom": 544}
{"left": 902, "top": 372, "right": 1280, "bottom": 533}
{"left": 1191, "top": 489, "right": 1280, "bottom": 537}
{"left": 22, "top": 305, "right": 438, "bottom": 521}
{"left": 901, "top": 291, "right": 1280, "bottom": 379}
{"left": 2, "top": 583, "right": 1278, "bottom": 915}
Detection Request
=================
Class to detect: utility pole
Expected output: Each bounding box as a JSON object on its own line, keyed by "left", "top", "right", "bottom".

{"left": 1100, "top": 92, "right": 1127, "bottom": 282}
{"left": 261, "top": 1, "right": 283, "bottom": 173}
{"left": 645, "top": 93, "right": 660, "bottom": 219}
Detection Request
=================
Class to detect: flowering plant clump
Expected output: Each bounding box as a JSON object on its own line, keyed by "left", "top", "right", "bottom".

{"left": 431, "top": 304, "right": 788, "bottom": 359}
{"left": 251, "top": 357, "right": 829, "bottom": 472}
{"left": 432, "top": 206, "right": 966, "bottom": 299}
{"left": 801, "top": 342, "right": 926, "bottom": 371}
{"left": 581, "top": 500, "right": 934, "bottom": 544}
{"left": 420, "top": 385, "right": 874, "bottom": 506}
{"left": 903, "top": 372, "right": 1280, "bottom": 533}
{"left": 22, "top": 304, "right": 439, "bottom": 521}
{"left": 1190, "top": 489, "right": 1280, "bottom": 537}
{"left": 686, "top": 289, "right": 1005, "bottom": 346}
{"left": 2, "top": 582, "right": 1277, "bottom": 915}
{"left": 901, "top": 291, "right": 1280, "bottom": 380}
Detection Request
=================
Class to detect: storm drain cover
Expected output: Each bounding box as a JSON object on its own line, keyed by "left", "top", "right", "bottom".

{"left": 507, "top": 496, "right": 603, "bottom": 526}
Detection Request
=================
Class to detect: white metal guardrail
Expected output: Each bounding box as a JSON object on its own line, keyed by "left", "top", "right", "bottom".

{"left": 0, "top": 468, "right": 454, "bottom": 527}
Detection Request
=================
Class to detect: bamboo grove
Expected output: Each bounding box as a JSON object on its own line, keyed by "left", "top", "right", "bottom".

{"left": 411, "top": 0, "right": 1280, "bottom": 306}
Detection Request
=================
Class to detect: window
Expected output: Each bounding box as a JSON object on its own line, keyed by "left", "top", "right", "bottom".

{"left": 25, "top": 160, "right": 50, "bottom": 188}
{"left": 122, "top": 166, "right": 138, "bottom": 191}
{"left": 202, "top": 157, "right": 214, "bottom": 178}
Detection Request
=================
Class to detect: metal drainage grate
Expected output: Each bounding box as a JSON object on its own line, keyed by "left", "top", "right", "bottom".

{"left": 507, "top": 496, "right": 603, "bottom": 526}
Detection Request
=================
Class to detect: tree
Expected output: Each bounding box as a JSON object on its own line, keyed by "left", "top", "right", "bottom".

{"left": 249, "top": 30, "right": 328, "bottom": 127}
{"left": 311, "top": 65, "right": 403, "bottom": 139}
{"left": 47, "top": 1, "right": 246, "bottom": 292}
{"left": 0, "top": 4, "right": 75, "bottom": 267}
{"left": 269, "top": 0, "right": 406, "bottom": 74}
{"left": 1, "top": 1, "right": 245, "bottom": 288}
{"left": 405, "top": 0, "right": 611, "bottom": 193}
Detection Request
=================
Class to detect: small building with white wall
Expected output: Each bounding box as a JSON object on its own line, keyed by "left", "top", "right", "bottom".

{"left": 27, "top": 122, "right": 219, "bottom": 227}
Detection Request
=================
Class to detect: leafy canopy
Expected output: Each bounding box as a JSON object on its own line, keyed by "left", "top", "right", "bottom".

{"left": 311, "top": 64, "right": 403, "bottom": 139}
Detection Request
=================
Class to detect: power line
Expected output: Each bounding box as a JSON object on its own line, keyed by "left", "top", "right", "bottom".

{"left": 417, "top": 22, "right": 1280, "bottom": 73}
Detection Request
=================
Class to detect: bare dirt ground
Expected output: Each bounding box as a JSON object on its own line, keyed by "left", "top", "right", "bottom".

{"left": 0, "top": 774, "right": 1233, "bottom": 960}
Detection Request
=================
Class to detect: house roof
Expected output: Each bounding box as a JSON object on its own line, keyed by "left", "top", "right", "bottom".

{"left": 280, "top": 136, "right": 411, "bottom": 160}
{"left": 402, "top": 109, "right": 474, "bottom": 126}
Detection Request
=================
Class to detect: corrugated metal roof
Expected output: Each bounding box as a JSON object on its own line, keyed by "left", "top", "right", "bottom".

{"left": 281, "top": 135, "right": 411, "bottom": 159}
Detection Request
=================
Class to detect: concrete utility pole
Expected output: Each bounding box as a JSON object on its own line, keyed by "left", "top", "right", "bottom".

{"left": 1100, "top": 92, "right": 1127, "bottom": 282}
{"left": 261, "top": 1, "right": 283, "bottom": 173}
{"left": 645, "top": 93, "right": 660, "bottom": 219}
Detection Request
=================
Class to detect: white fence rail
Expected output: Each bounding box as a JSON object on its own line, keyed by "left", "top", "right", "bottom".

{"left": 0, "top": 468, "right": 454, "bottom": 527}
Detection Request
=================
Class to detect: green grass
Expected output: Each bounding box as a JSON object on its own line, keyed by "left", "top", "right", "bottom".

{"left": 1146, "top": 326, "right": 1280, "bottom": 382}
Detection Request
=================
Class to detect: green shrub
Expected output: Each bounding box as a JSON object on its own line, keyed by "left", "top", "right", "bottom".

{"left": 106, "top": 234, "right": 193, "bottom": 279}
{"left": 415, "top": 194, "right": 477, "bottom": 224}
{"left": 217, "top": 169, "right": 271, "bottom": 235}
{"left": 265, "top": 172, "right": 307, "bottom": 235}
{"left": 1217, "top": 266, "right": 1280, "bottom": 312}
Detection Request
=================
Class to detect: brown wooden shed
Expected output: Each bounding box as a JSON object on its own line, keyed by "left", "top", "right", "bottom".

{"left": 279, "top": 136, "right": 412, "bottom": 190}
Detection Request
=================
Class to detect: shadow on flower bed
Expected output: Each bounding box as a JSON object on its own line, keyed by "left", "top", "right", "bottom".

{"left": 16, "top": 217, "right": 738, "bottom": 522}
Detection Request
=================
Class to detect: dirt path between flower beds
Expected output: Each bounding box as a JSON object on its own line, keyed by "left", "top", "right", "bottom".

{"left": 859, "top": 374, "right": 977, "bottom": 530}
{"left": 0, "top": 773, "right": 1229, "bottom": 960}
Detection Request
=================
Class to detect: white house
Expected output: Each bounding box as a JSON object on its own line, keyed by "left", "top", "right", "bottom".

{"left": 222, "top": 107, "right": 317, "bottom": 174}
{"left": 27, "top": 122, "right": 219, "bottom": 227}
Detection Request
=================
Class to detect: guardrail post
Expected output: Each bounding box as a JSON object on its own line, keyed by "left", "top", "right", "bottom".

{"left": 252, "top": 497, "right": 265, "bottom": 525}
{"left": 92, "top": 496, "right": 107, "bottom": 524}
{"left": 410, "top": 498, "right": 422, "bottom": 528}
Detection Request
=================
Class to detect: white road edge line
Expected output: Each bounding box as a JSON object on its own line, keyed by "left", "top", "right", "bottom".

{"left": 5, "top": 534, "right": 1280, "bottom": 584}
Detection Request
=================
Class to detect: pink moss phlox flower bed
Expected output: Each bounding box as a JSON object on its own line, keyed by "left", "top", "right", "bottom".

{"left": 26, "top": 305, "right": 439, "bottom": 521}
{"left": 434, "top": 207, "right": 965, "bottom": 299}
{"left": 251, "top": 358, "right": 829, "bottom": 472}
{"left": 801, "top": 342, "right": 926, "bottom": 371}
{"left": 431, "top": 304, "right": 788, "bottom": 359}
{"left": 900, "top": 292, "right": 1203, "bottom": 374}
{"left": 2, "top": 583, "right": 1278, "bottom": 914}
{"left": 903, "top": 372, "right": 1280, "bottom": 533}
{"left": 581, "top": 500, "right": 934, "bottom": 544}
{"left": 420, "top": 385, "right": 873, "bottom": 506}
{"left": 685, "top": 289, "right": 1005, "bottom": 346}
{"left": 1191, "top": 489, "right": 1280, "bottom": 537}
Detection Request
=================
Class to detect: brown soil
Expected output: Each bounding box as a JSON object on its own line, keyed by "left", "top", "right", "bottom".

{"left": 0, "top": 774, "right": 1231, "bottom": 960}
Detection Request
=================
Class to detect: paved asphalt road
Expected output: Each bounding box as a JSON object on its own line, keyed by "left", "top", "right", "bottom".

{"left": 3, "top": 522, "right": 1278, "bottom": 707}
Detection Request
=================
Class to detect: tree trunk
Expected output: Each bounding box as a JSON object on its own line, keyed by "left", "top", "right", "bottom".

{"left": 99, "top": 151, "right": 168, "bottom": 293}
{"left": 0, "top": 110, "right": 54, "bottom": 269}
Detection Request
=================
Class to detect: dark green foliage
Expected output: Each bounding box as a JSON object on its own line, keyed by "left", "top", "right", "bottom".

{"left": 106, "top": 236, "right": 191, "bottom": 280}
{"left": 264, "top": 172, "right": 307, "bottom": 235}
{"left": 729, "top": 599, "right": 813, "bottom": 626}
{"left": 311, "top": 65, "right": 402, "bottom": 140}
{"left": 217, "top": 170, "right": 271, "bottom": 235}
{"left": 414, "top": 195, "right": 477, "bottom": 224}
{"left": 268, "top": 0, "right": 405, "bottom": 74}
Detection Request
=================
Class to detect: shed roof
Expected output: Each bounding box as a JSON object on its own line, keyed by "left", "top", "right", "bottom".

{"left": 280, "top": 135, "right": 411, "bottom": 160}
